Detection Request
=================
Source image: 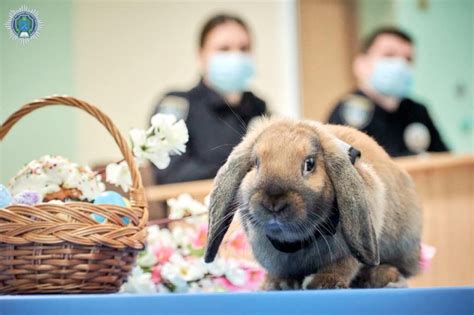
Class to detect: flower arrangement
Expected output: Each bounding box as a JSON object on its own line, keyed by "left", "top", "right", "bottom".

{"left": 0, "top": 97, "right": 190, "bottom": 294}
{"left": 106, "top": 113, "right": 189, "bottom": 192}
{"left": 0, "top": 113, "right": 189, "bottom": 208}
{"left": 120, "top": 194, "right": 266, "bottom": 293}
{"left": 419, "top": 243, "right": 436, "bottom": 273}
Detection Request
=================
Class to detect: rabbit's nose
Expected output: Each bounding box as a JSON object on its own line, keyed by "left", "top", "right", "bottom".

{"left": 261, "top": 197, "right": 289, "bottom": 213}
{"left": 265, "top": 183, "right": 284, "bottom": 197}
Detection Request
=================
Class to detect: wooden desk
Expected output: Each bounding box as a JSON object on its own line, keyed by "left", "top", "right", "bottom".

{"left": 145, "top": 179, "right": 213, "bottom": 203}
{"left": 397, "top": 154, "right": 474, "bottom": 287}
{"left": 145, "top": 154, "right": 474, "bottom": 287}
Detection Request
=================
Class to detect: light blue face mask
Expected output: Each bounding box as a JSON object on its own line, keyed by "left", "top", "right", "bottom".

{"left": 208, "top": 52, "right": 255, "bottom": 93}
{"left": 370, "top": 58, "right": 414, "bottom": 98}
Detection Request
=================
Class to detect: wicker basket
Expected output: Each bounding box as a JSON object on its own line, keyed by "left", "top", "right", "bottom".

{"left": 0, "top": 96, "right": 149, "bottom": 294}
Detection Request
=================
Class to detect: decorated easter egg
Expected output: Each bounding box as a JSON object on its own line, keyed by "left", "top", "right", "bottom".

{"left": 121, "top": 216, "right": 130, "bottom": 225}
{"left": 121, "top": 197, "right": 131, "bottom": 224}
{"left": 0, "top": 185, "right": 13, "bottom": 208}
{"left": 93, "top": 191, "right": 128, "bottom": 224}
{"left": 91, "top": 213, "right": 107, "bottom": 224}
{"left": 93, "top": 191, "right": 126, "bottom": 207}
{"left": 13, "top": 190, "right": 41, "bottom": 205}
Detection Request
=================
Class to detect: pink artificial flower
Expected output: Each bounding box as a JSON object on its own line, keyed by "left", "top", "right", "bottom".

{"left": 226, "top": 229, "right": 249, "bottom": 252}
{"left": 192, "top": 224, "right": 208, "bottom": 249}
{"left": 419, "top": 243, "right": 436, "bottom": 273}
{"left": 151, "top": 243, "right": 174, "bottom": 264}
{"left": 242, "top": 265, "right": 266, "bottom": 290}
{"left": 213, "top": 264, "right": 266, "bottom": 292}
{"left": 213, "top": 276, "right": 241, "bottom": 292}
{"left": 151, "top": 265, "right": 162, "bottom": 284}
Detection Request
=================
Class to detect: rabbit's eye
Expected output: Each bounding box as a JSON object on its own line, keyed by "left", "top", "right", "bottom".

{"left": 303, "top": 157, "right": 316, "bottom": 174}
{"left": 255, "top": 157, "right": 260, "bottom": 169}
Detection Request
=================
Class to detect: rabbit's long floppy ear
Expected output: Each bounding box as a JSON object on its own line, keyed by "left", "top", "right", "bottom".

{"left": 312, "top": 124, "right": 379, "bottom": 266}
{"left": 204, "top": 118, "right": 272, "bottom": 263}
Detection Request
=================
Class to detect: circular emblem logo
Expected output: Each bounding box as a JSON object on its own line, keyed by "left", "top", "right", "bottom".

{"left": 404, "top": 122, "right": 431, "bottom": 154}
{"left": 158, "top": 95, "right": 190, "bottom": 121}
{"left": 5, "top": 6, "right": 42, "bottom": 44}
{"left": 341, "top": 95, "right": 374, "bottom": 129}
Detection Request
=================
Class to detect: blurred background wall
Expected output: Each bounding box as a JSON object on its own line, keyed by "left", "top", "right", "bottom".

{"left": 395, "top": 0, "right": 473, "bottom": 154}
{"left": 1, "top": 0, "right": 300, "bottom": 182}
{"left": 1, "top": 0, "right": 473, "bottom": 183}
{"left": 74, "top": 0, "right": 300, "bottom": 169}
{"left": 1, "top": 0, "right": 76, "bottom": 183}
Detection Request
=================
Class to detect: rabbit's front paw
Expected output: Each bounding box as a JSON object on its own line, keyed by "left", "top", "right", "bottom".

{"left": 302, "top": 273, "right": 350, "bottom": 289}
{"left": 262, "top": 276, "right": 301, "bottom": 291}
{"left": 352, "top": 264, "right": 403, "bottom": 288}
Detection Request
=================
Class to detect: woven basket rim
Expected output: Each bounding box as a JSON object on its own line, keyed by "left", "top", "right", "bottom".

{"left": 0, "top": 95, "right": 149, "bottom": 250}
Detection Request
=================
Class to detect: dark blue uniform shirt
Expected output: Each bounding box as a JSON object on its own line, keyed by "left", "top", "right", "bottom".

{"left": 151, "top": 80, "right": 266, "bottom": 184}
{"left": 328, "top": 90, "right": 448, "bottom": 157}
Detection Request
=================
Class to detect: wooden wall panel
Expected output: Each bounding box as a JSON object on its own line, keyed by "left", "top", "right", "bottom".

{"left": 298, "top": 0, "right": 357, "bottom": 121}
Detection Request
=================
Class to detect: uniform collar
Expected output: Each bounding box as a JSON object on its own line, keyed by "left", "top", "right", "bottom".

{"left": 196, "top": 79, "right": 224, "bottom": 109}
{"left": 196, "top": 78, "right": 256, "bottom": 112}
{"left": 355, "top": 89, "right": 413, "bottom": 115}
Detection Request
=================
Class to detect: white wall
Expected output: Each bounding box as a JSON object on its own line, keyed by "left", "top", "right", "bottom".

{"left": 74, "top": 0, "right": 300, "bottom": 166}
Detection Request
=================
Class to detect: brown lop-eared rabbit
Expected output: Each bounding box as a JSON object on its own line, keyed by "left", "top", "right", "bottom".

{"left": 204, "top": 118, "right": 422, "bottom": 289}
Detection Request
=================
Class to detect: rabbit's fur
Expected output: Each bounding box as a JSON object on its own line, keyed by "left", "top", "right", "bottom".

{"left": 205, "top": 118, "right": 421, "bottom": 289}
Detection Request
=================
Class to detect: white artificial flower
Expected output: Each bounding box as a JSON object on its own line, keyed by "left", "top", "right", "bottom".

{"left": 198, "top": 278, "right": 225, "bottom": 292}
{"left": 159, "top": 119, "right": 189, "bottom": 155}
{"left": 205, "top": 259, "right": 226, "bottom": 277}
{"left": 128, "top": 114, "right": 188, "bottom": 171}
{"left": 151, "top": 113, "right": 189, "bottom": 155}
{"left": 161, "top": 260, "right": 189, "bottom": 293}
{"left": 162, "top": 254, "right": 206, "bottom": 283}
{"left": 224, "top": 260, "right": 247, "bottom": 287}
{"left": 105, "top": 161, "right": 132, "bottom": 192}
{"left": 171, "top": 226, "right": 195, "bottom": 251}
{"left": 204, "top": 194, "right": 210, "bottom": 208}
{"left": 196, "top": 278, "right": 214, "bottom": 291}
{"left": 137, "top": 248, "right": 158, "bottom": 268}
{"left": 147, "top": 225, "right": 176, "bottom": 248}
{"left": 129, "top": 128, "right": 148, "bottom": 157}
{"left": 130, "top": 128, "right": 153, "bottom": 166}
{"left": 129, "top": 128, "right": 171, "bottom": 169}
{"left": 157, "top": 284, "right": 171, "bottom": 293}
{"left": 146, "top": 225, "right": 161, "bottom": 244}
{"left": 167, "top": 274, "right": 189, "bottom": 293}
{"left": 167, "top": 194, "right": 208, "bottom": 220}
{"left": 188, "top": 282, "right": 201, "bottom": 293}
{"left": 151, "top": 113, "right": 177, "bottom": 129}
{"left": 225, "top": 268, "right": 246, "bottom": 287}
{"left": 146, "top": 149, "right": 171, "bottom": 170}
{"left": 120, "top": 267, "right": 157, "bottom": 294}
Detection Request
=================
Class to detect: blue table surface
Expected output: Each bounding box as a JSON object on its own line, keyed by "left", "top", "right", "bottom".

{"left": 0, "top": 286, "right": 472, "bottom": 315}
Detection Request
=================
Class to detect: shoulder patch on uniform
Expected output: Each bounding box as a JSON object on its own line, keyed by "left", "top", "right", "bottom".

{"left": 157, "top": 95, "right": 190, "bottom": 121}
{"left": 404, "top": 122, "right": 431, "bottom": 154}
{"left": 340, "top": 94, "right": 374, "bottom": 129}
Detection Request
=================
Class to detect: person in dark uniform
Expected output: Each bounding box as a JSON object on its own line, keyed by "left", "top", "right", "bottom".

{"left": 151, "top": 14, "right": 267, "bottom": 184}
{"left": 328, "top": 27, "right": 448, "bottom": 157}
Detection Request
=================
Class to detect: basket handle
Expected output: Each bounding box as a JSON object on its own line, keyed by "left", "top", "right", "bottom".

{"left": 0, "top": 95, "right": 148, "bottom": 223}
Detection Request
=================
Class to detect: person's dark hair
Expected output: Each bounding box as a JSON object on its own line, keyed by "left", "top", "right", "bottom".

{"left": 361, "top": 27, "right": 413, "bottom": 53}
{"left": 199, "top": 13, "right": 250, "bottom": 48}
